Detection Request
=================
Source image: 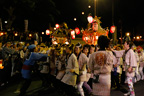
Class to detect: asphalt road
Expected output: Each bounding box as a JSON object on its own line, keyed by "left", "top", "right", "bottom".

{"left": 0, "top": 74, "right": 144, "bottom": 96}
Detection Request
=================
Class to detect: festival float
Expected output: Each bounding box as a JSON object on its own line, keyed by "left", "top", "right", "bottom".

{"left": 51, "top": 23, "right": 71, "bottom": 45}
{"left": 82, "top": 16, "right": 109, "bottom": 45}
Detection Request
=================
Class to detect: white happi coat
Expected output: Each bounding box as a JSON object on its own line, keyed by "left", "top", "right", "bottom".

{"left": 114, "top": 49, "right": 137, "bottom": 77}
{"left": 139, "top": 52, "right": 144, "bottom": 67}
{"left": 61, "top": 53, "right": 79, "bottom": 86}
{"left": 112, "top": 54, "right": 121, "bottom": 74}
{"left": 88, "top": 51, "right": 113, "bottom": 96}
{"left": 78, "top": 53, "right": 89, "bottom": 82}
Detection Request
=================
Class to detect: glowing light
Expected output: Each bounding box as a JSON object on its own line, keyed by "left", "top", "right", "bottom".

{"left": 82, "top": 12, "right": 84, "bottom": 15}
{"left": 72, "top": 35, "right": 75, "bottom": 39}
{"left": 88, "top": 5, "right": 91, "bottom": 8}
{"left": 75, "top": 27, "right": 80, "bottom": 35}
{"left": 110, "top": 26, "right": 116, "bottom": 33}
{"left": 46, "top": 29, "right": 50, "bottom": 35}
{"left": 0, "top": 59, "right": 4, "bottom": 69}
{"left": 0, "top": 32, "right": 3, "bottom": 35}
{"left": 96, "top": 36, "right": 99, "bottom": 40}
{"left": 29, "top": 34, "right": 32, "bottom": 37}
{"left": 15, "top": 33, "right": 18, "bottom": 36}
{"left": 55, "top": 24, "right": 60, "bottom": 29}
{"left": 126, "top": 32, "right": 130, "bottom": 36}
{"left": 53, "top": 41, "right": 58, "bottom": 44}
{"left": 65, "top": 41, "right": 69, "bottom": 45}
{"left": 87, "top": 16, "right": 93, "bottom": 23}
{"left": 71, "top": 30, "right": 75, "bottom": 36}
{"left": 42, "top": 32, "right": 44, "bottom": 35}
{"left": 136, "top": 36, "right": 140, "bottom": 40}
{"left": 5, "top": 21, "right": 7, "bottom": 23}
{"left": 74, "top": 18, "right": 77, "bottom": 21}
{"left": 54, "top": 27, "right": 56, "bottom": 30}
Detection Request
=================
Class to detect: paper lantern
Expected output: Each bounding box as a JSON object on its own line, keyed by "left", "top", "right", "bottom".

{"left": 87, "top": 16, "right": 93, "bottom": 23}
{"left": 110, "top": 26, "right": 115, "bottom": 33}
{"left": 71, "top": 30, "right": 75, "bottom": 36}
{"left": 46, "top": 29, "right": 50, "bottom": 35}
{"left": 65, "top": 41, "right": 69, "bottom": 45}
{"left": 53, "top": 41, "right": 58, "bottom": 44}
{"left": 75, "top": 27, "right": 80, "bottom": 35}
{"left": 72, "top": 35, "right": 75, "bottom": 39}
{"left": 55, "top": 24, "right": 60, "bottom": 29}
{"left": 0, "top": 59, "right": 4, "bottom": 69}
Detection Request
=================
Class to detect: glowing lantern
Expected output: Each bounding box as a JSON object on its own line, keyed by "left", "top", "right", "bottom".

{"left": 87, "top": 16, "right": 93, "bottom": 23}
{"left": 75, "top": 27, "right": 80, "bottom": 35}
{"left": 53, "top": 41, "right": 58, "bottom": 44}
{"left": 96, "top": 36, "right": 99, "bottom": 40}
{"left": 0, "top": 59, "right": 4, "bottom": 69}
{"left": 55, "top": 24, "right": 60, "bottom": 29}
{"left": 46, "top": 29, "right": 50, "bottom": 35}
{"left": 72, "top": 35, "right": 75, "bottom": 39}
{"left": 0, "top": 32, "right": 4, "bottom": 36}
{"left": 65, "top": 41, "right": 69, "bottom": 45}
{"left": 71, "top": 30, "right": 75, "bottom": 36}
{"left": 110, "top": 26, "right": 116, "bottom": 33}
{"left": 29, "top": 34, "right": 32, "bottom": 37}
{"left": 15, "top": 33, "right": 18, "bottom": 36}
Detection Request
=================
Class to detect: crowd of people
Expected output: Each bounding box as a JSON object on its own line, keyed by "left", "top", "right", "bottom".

{"left": 0, "top": 35, "right": 144, "bottom": 96}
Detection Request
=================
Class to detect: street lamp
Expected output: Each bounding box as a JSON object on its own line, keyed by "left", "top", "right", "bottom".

{"left": 15, "top": 33, "right": 18, "bottom": 36}
{"left": 42, "top": 32, "right": 44, "bottom": 35}
{"left": 136, "top": 36, "right": 140, "bottom": 40}
{"left": 74, "top": 18, "right": 77, "bottom": 21}
{"left": 88, "top": 5, "right": 91, "bottom": 8}
{"left": 4, "top": 21, "right": 7, "bottom": 24}
{"left": 126, "top": 32, "right": 130, "bottom": 36}
{"left": 29, "top": 34, "right": 32, "bottom": 37}
{"left": 82, "top": 12, "right": 85, "bottom": 15}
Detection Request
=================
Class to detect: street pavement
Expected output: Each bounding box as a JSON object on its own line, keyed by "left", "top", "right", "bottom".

{"left": 0, "top": 74, "right": 144, "bottom": 96}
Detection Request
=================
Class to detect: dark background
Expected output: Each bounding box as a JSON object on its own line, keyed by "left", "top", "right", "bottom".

{"left": 0, "top": 0, "right": 143, "bottom": 39}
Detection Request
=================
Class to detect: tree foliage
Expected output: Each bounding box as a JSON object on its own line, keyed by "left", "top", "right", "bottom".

{"left": 0, "top": 0, "right": 59, "bottom": 31}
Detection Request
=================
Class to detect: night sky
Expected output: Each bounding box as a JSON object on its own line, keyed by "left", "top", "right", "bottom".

{"left": 0, "top": 0, "right": 144, "bottom": 39}
{"left": 54, "top": 0, "right": 144, "bottom": 38}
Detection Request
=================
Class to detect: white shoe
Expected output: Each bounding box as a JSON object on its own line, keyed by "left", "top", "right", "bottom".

{"left": 124, "top": 92, "right": 130, "bottom": 96}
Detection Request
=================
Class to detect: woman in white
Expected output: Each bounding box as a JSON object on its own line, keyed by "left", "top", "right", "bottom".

{"left": 74, "top": 43, "right": 88, "bottom": 96}
{"left": 61, "top": 44, "right": 79, "bottom": 96}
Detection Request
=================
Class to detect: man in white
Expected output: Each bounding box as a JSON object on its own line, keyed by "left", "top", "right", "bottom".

{"left": 113, "top": 40, "right": 137, "bottom": 96}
